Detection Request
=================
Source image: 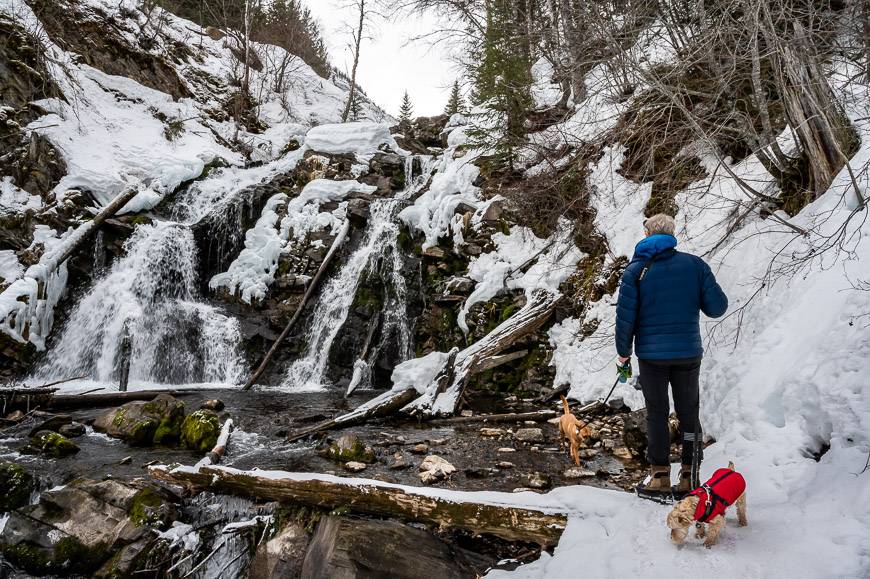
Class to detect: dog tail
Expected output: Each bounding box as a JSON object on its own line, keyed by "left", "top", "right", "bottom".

{"left": 560, "top": 395, "right": 570, "bottom": 415}
{"left": 728, "top": 460, "right": 736, "bottom": 471}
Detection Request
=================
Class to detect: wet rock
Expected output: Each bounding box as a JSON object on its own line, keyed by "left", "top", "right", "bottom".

{"left": 411, "top": 443, "right": 429, "bottom": 454}
{"left": 93, "top": 394, "right": 186, "bottom": 446}
{"left": 58, "top": 422, "right": 86, "bottom": 438}
{"left": 480, "top": 427, "right": 505, "bottom": 437}
{"left": 446, "top": 276, "right": 475, "bottom": 293}
{"left": 201, "top": 399, "right": 225, "bottom": 411}
{"left": 514, "top": 428, "right": 545, "bottom": 443}
{"left": 464, "top": 467, "right": 490, "bottom": 479}
{"left": 0, "top": 479, "right": 171, "bottom": 576}
{"left": 607, "top": 396, "right": 629, "bottom": 412}
{"left": 418, "top": 455, "right": 455, "bottom": 483}
{"left": 579, "top": 448, "right": 599, "bottom": 459}
{"left": 27, "top": 412, "right": 72, "bottom": 436}
{"left": 460, "top": 410, "right": 473, "bottom": 417}
{"left": 0, "top": 461, "right": 34, "bottom": 511}
{"left": 497, "top": 447, "right": 516, "bottom": 453}
{"left": 22, "top": 430, "right": 80, "bottom": 457}
{"left": 301, "top": 515, "right": 477, "bottom": 579}
{"left": 5, "top": 410, "right": 24, "bottom": 421}
{"left": 346, "top": 198, "right": 370, "bottom": 227}
{"left": 525, "top": 472, "right": 552, "bottom": 489}
{"left": 389, "top": 452, "right": 408, "bottom": 470}
{"left": 249, "top": 521, "right": 309, "bottom": 579}
{"left": 93, "top": 537, "right": 157, "bottom": 579}
{"left": 613, "top": 447, "right": 634, "bottom": 460}
{"left": 324, "top": 434, "right": 376, "bottom": 464}
{"left": 481, "top": 200, "right": 503, "bottom": 222}
{"left": 422, "top": 246, "right": 446, "bottom": 259}
{"left": 344, "top": 461, "right": 367, "bottom": 473}
{"left": 564, "top": 467, "right": 596, "bottom": 479}
{"left": 497, "top": 461, "right": 514, "bottom": 469}
{"left": 180, "top": 409, "right": 220, "bottom": 452}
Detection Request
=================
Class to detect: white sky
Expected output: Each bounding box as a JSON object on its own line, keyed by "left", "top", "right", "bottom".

{"left": 303, "top": 2, "right": 458, "bottom": 117}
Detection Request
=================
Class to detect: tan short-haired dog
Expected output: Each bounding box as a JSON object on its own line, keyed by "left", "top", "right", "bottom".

{"left": 667, "top": 461, "right": 748, "bottom": 548}
{"left": 557, "top": 395, "right": 593, "bottom": 465}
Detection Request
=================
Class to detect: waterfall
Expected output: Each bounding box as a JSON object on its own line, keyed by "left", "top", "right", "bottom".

{"left": 35, "top": 221, "right": 246, "bottom": 385}
{"left": 283, "top": 155, "right": 433, "bottom": 392}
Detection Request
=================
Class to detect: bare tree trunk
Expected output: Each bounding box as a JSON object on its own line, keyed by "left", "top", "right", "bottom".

{"left": 342, "top": 0, "right": 366, "bottom": 122}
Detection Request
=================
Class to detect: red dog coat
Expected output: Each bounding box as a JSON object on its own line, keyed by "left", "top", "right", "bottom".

{"left": 689, "top": 468, "right": 746, "bottom": 522}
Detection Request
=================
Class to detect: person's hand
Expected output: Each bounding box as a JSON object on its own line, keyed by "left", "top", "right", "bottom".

{"left": 618, "top": 356, "right": 630, "bottom": 365}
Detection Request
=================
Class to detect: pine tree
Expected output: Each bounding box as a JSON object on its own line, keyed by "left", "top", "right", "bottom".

{"left": 468, "top": 0, "right": 533, "bottom": 170}
{"left": 349, "top": 94, "right": 365, "bottom": 121}
{"left": 444, "top": 80, "right": 464, "bottom": 116}
{"left": 398, "top": 90, "right": 414, "bottom": 124}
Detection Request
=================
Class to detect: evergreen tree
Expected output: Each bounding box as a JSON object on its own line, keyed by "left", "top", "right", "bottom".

{"left": 398, "top": 90, "right": 414, "bottom": 123}
{"left": 468, "top": 0, "right": 533, "bottom": 170}
{"left": 444, "top": 80, "right": 464, "bottom": 116}
{"left": 349, "top": 94, "right": 365, "bottom": 121}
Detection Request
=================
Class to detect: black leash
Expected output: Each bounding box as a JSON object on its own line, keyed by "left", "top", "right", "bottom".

{"left": 602, "top": 375, "right": 620, "bottom": 406}
{"left": 691, "top": 408, "right": 701, "bottom": 489}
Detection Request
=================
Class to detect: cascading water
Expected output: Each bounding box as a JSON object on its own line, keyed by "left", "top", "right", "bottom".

{"left": 284, "top": 155, "right": 433, "bottom": 392}
{"left": 36, "top": 220, "right": 247, "bottom": 385}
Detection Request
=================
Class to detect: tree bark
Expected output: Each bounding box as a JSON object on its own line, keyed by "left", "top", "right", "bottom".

{"left": 341, "top": 0, "right": 366, "bottom": 122}
{"left": 242, "top": 218, "right": 351, "bottom": 390}
{"left": 150, "top": 464, "right": 567, "bottom": 546}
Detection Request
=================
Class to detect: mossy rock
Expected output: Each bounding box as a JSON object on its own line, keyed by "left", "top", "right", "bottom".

{"left": 0, "top": 461, "right": 34, "bottom": 511}
{"left": 180, "top": 410, "right": 220, "bottom": 452}
{"left": 128, "top": 488, "right": 169, "bottom": 527}
{"left": 25, "top": 431, "right": 80, "bottom": 458}
{"left": 93, "top": 394, "right": 186, "bottom": 446}
{"left": 1, "top": 537, "right": 108, "bottom": 576}
{"left": 323, "top": 434, "right": 376, "bottom": 464}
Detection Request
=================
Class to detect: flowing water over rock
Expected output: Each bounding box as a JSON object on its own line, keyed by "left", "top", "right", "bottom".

{"left": 283, "top": 156, "right": 433, "bottom": 392}
{"left": 35, "top": 221, "right": 247, "bottom": 385}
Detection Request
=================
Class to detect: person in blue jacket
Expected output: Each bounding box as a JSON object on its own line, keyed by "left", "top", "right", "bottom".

{"left": 615, "top": 213, "right": 728, "bottom": 497}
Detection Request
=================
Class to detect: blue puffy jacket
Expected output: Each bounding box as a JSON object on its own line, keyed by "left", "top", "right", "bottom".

{"left": 615, "top": 234, "right": 728, "bottom": 360}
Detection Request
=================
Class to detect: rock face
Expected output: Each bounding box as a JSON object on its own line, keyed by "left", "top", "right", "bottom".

{"left": 180, "top": 409, "right": 220, "bottom": 452}
{"left": 0, "top": 479, "right": 175, "bottom": 576}
{"left": 300, "top": 516, "right": 479, "bottom": 579}
{"left": 249, "top": 521, "right": 310, "bottom": 579}
{"left": 93, "top": 394, "right": 186, "bottom": 446}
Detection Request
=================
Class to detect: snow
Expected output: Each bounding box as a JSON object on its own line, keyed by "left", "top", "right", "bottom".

{"left": 530, "top": 58, "right": 562, "bottom": 109}
{"left": 304, "top": 122, "right": 401, "bottom": 155}
{"left": 391, "top": 350, "right": 451, "bottom": 394}
{"left": 0, "top": 177, "right": 42, "bottom": 215}
{"left": 0, "top": 250, "right": 22, "bottom": 284}
{"left": 458, "top": 224, "right": 583, "bottom": 333}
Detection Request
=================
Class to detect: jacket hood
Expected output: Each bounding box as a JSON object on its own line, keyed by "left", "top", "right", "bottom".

{"left": 633, "top": 234, "right": 678, "bottom": 261}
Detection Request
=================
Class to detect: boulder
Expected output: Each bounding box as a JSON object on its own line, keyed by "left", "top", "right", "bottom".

{"left": 27, "top": 412, "right": 72, "bottom": 436}
{"left": 323, "top": 434, "right": 376, "bottom": 464}
{"left": 300, "top": 516, "right": 479, "bottom": 579}
{"left": 525, "top": 472, "right": 552, "bottom": 489}
{"left": 22, "top": 431, "right": 80, "bottom": 457}
{"left": 200, "top": 399, "right": 225, "bottom": 411}
{"left": 0, "top": 479, "right": 175, "bottom": 576}
{"left": 622, "top": 408, "right": 648, "bottom": 461}
{"left": 346, "top": 198, "right": 370, "bottom": 227}
{"left": 58, "top": 422, "right": 86, "bottom": 438}
{"left": 418, "top": 455, "right": 456, "bottom": 483}
{"left": 180, "top": 409, "right": 220, "bottom": 452}
{"left": 0, "top": 461, "right": 34, "bottom": 511}
{"left": 344, "top": 461, "right": 367, "bottom": 473}
{"left": 249, "top": 521, "right": 309, "bottom": 579}
{"left": 93, "top": 394, "right": 186, "bottom": 446}
{"left": 514, "top": 428, "right": 545, "bottom": 443}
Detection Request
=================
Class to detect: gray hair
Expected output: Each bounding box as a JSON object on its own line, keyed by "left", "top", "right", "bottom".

{"left": 644, "top": 213, "right": 675, "bottom": 236}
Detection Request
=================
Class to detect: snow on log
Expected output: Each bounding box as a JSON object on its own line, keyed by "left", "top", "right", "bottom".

{"left": 402, "top": 290, "right": 562, "bottom": 417}
{"left": 149, "top": 464, "right": 567, "bottom": 546}
{"left": 0, "top": 187, "right": 140, "bottom": 349}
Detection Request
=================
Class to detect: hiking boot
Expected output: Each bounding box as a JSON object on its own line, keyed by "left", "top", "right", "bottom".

{"left": 672, "top": 464, "right": 694, "bottom": 499}
{"left": 635, "top": 465, "right": 673, "bottom": 502}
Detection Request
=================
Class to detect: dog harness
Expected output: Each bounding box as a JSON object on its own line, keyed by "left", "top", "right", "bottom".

{"left": 690, "top": 468, "right": 746, "bottom": 523}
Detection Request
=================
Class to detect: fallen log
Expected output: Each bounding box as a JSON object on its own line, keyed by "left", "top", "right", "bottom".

{"left": 242, "top": 218, "right": 352, "bottom": 391}
{"left": 47, "top": 389, "right": 199, "bottom": 410}
{"left": 286, "top": 387, "right": 418, "bottom": 443}
{"left": 0, "top": 388, "right": 58, "bottom": 413}
{"left": 428, "top": 409, "right": 558, "bottom": 426}
{"left": 150, "top": 465, "right": 567, "bottom": 546}
{"left": 404, "top": 290, "right": 562, "bottom": 417}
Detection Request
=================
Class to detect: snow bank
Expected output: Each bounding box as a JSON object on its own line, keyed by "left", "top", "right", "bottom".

{"left": 391, "top": 350, "right": 451, "bottom": 394}
{"left": 458, "top": 225, "right": 583, "bottom": 333}
{"left": 0, "top": 177, "right": 42, "bottom": 215}
{"left": 305, "top": 122, "right": 400, "bottom": 156}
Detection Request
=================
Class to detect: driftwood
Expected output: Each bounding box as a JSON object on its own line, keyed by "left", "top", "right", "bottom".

{"left": 242, "top": 219, "right": 352, "bottom": 391}
{"left": 1, "top": 388, "right": 58, "bottom": 413}
{"left": 286, "top": 290, "right": 561, "bottom": 441}
{"left": 150, "top": 465, "right": 567, "bottom": 546}
{"left": 47, "top": 389, "right": 199, "bottom": 410}
{"left": 429, "top": 409, "right": 558, "bottom": 426}
{"left": 345, "top": 311, "right": 380, "bottom": 397}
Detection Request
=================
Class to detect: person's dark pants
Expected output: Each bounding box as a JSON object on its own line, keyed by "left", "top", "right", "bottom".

{"left": 638, "top": 357, "right": 703, "bottom": 466}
